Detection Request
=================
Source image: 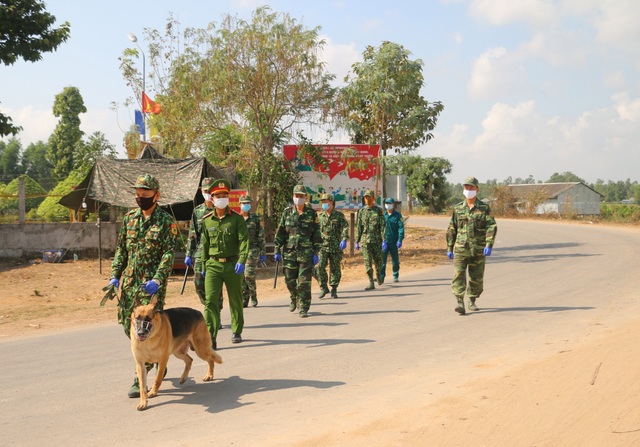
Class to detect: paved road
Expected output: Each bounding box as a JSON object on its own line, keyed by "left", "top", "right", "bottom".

{"left": 2, "top": 217, "right": 639, "bottom": 446}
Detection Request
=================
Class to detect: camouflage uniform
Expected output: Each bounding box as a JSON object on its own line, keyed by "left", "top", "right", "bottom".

{"left": 240, "top": 196, "right": 266, "bottom": 307}
{"left": 186, "top": 178, "right": 215, "bottom": 305}
{"left": 315, "top": 195, "right": 349, "bottom": 298}
{"left": 381, "top": 198, "right": 405, "bottom": 283}
{"left": 111, "top": 175, "right": 179, "bottom": 338}
{"left": 201, "top": 179, "right": 249, "bottom": 344}
{"left": 355, "top": 190, "right": 386, "bottom": 289}
{"left": 446, "top": 177, "right": 497, "bottom": 313}
{"left": 274, "top": 185, "right": 322, "bottom": 317}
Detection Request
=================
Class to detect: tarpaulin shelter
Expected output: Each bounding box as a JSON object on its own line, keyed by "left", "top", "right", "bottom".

{"left": 59, "top": 148, "right": 236, "bottom": 221}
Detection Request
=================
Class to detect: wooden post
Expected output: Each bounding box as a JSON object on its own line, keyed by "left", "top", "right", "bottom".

{"left": 18, "top": 176, "right": 25, "bottom": 224}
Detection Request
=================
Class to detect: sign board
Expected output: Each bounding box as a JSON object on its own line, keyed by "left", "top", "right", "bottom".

{"left": 283, "top": 144, "right": 381, "bottom": 209}
{"left": 229, "top": 189, "right": 248, "bottom": 213}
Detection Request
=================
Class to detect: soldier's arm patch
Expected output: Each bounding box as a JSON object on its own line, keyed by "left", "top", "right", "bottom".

{"left": 171, "top": 223, "right": 178, "bottom": 236}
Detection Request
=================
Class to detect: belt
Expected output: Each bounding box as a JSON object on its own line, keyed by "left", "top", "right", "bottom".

{"left": 212, "top": 255, "right": 239, "bottom": 263}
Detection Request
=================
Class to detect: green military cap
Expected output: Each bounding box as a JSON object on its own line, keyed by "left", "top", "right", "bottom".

{"left": 463, "top": 176, "right": 479, "bottom": 187}
{"left": 209, "top": 178, "right": 231, "bottom": 194}
{"left": 384, "top": 197, "right": 395, "bottom": 204}
{"left": 320, "top": 193, "right": 334, "bottom": 202}
{"left": 239, "top": 195, "right": 252, "bottom": 203}
{"left": 293, "top": 184, "right": 307, "bottom": 195}
{"left": 201, "top": 177, "right": 215, "bottom": 190}
{"left": 133, "top": 174, "right": 159, "bottom": 191}
{"left": 364, "top": 189, "right": 375, "bottom": 197}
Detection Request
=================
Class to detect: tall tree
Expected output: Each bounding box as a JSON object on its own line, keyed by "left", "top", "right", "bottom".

{"left": 74, "top": 131, "right": 116, "bottom": 173}
{"left": 339, "top": 41, "right": 444, "bottom": 196}
{"left": 20, "top": 140, "right": 54, "bottom": 190}
{"left": 0, "top": 137, "right": 24, "bottom": 181}
{"left": 0, "top": 0, "right": 70, "bottom": 136}
{"left": 47, "top": 86, "right": 86, "bottom": 180}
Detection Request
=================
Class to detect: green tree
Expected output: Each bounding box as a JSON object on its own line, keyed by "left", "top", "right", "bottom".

{"left": 547, "top": 171, "right": 585, "bottom": 183}
{"left": 47, "top": 86, "right": 86, "bottom": 180}
{"left": 20, "top": 140, "right": 54, "bottom": 189}
{"left": 0, "top": 0, "right": 70, "bottom": 136}
{"left": 0, "top": 174, "right": 46, "bottom": 216}
{"left": 0, "top": 137, "right": 24, "bottom": 181}
{"left": 74, "top": 131, "right": 116, "bottom": 173}
{"left": 339, "top": 41, "right": 444, "bottom": 196}
{"left": 36, "top": 168, "right": 86, "bottom": 221}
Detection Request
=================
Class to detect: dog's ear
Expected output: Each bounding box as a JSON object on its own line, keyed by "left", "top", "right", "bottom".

{"left": 148, "top": 294, "right": 158, "bottom": 308}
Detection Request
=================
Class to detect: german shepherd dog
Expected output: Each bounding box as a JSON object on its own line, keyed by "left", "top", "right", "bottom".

{"left": 130, "top": 295, "right": 222, "bottom": 411}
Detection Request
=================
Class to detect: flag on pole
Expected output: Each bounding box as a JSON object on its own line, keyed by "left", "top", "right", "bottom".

{"left": 142, "top": 91, "right": 162, "bottom": 114}
{"left": 134, "top": 110, "right": 145, "bottom": 135}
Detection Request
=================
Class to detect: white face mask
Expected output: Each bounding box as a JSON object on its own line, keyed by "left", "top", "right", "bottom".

{"left": 214, "top": 197, "right": 229, "bottom": 209}
{"left": 384, "top": 204, "right": 394, "bottom": 211}
{"left": 293, "top": 197, "right": 306, "bottom": 206}
{"left": 463, "top": 189, "right": 477, "bottom": 199}
{"left": 202, "top": 192, "right": 211, "bottom": 202}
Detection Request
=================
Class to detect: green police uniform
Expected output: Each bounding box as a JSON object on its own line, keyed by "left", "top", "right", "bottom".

{"left": 315, "top": 194, "right": 349, "bottom": 298}
{"left": 355, "top": 189, "right": 386, "bottom": 289}
{"left": 239, "top": 195, "right": 266, "bottom": 307}
{"left": 111, "top": 174, "right": 179, "bottom": 338}
{"left": 446, "top": 177, "right": 498, "bottom": 313}
{"left": 186, "top": 178, "right": 215, "bottom": 305}
{"left": 274, "top": 185, "right": 322, "bottom": 317}
{"left": 381, "top": 198, "right": 405, "bottom": 283}
{"left": 201, "top": 179, "right": 249, "bottom": 345}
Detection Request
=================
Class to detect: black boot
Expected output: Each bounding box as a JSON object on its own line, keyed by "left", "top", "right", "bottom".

{"left": 330, "top": 286, "right": 338, "bottom": 298}
{"left": 319, "top": 286, "right": 330, "bottom": 299}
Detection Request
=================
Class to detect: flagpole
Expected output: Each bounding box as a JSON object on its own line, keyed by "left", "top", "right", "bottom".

{"left": 128, "top": 32, "right": 146, "bottom": 142}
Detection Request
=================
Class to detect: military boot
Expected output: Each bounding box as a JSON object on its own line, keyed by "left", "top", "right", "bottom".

{"left": 468, "top": 298, "right": 479, "bottom": 311}
{"left": 454, "top": 297, "right": 466, "bottom": 315}
{"left": 289, "top": 300, "right": 297, "bottom": 312}
{"left": 319, "top": 286, "right": 330, "bottom": 299}
{"left": 128, "top": 376, "right": 140, "bottom": 398}
{"left": 330, "top": 286, "right": 338, "bottom": 299}
{"left": 364, "top": 280, "right": 376, "bottom": 290}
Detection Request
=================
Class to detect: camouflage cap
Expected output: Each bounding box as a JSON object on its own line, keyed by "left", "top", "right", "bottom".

{"left": 133, "top": 174, "right": 159, "bottom": 191}
{"left": 364, "top": 189, "right": 375, "bottom": 197}
{"left": 239, "top": 194, "right": 252, "bottom": 203}
{"left": 209, "top": 178, "right": 231, "bottom": 194}
{"left": 384, "top": 197, "right": 395, "bottom": 204}
{"left": 320, "top": 193, "right": 334, "bottom": 202}
{"left": 293, "top": 184, "right": 307, "bottom": 195}
{"left": 201, "top": 177, "right": 215, "bottom": 190}
{"left": 463, "top": 176, "right": 479, "bottom": 187}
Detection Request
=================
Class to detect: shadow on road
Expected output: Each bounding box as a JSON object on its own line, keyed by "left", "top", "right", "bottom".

{"left": 465, "top": 305, "right": 595, "bottom": 314}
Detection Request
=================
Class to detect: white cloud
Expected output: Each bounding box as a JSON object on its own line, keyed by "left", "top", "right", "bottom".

{"left": 468, "top": 0, "right": 558, "bottom": 28}
{"left": 591, "top": 0, "right": 640, "bottom": 54}
{"left": 318, "top": 35, "right": 361, "bottom": 85}
{"left": 612, "top": 91, "right": 640, "bottom": 121}
{"left": 522, "top": 28, "right": 588, "bottom": 68}
{"left": 466, "top": 47, "right": 528, "bottom": 100}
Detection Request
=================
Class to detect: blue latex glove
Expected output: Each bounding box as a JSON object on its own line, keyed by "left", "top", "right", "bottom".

{"left": 312, "top": 254, "right": 319, "bottom": 266}
{"left": 483, "top": 247, "right": 492, "bottom": 256}
{"left": 396, "top": 241, "right": 402, "bottom": 249}
{"left": 259, "top": 255, "right": 267, "bottom": 263}
{"left": 382, "top": 241, "right": 388, "bottom": 251}
{"left": 184, "top": 256, "right": 193, "bottom": 267}
{"left": 234, "top": 263, "right": 245, "bottom": 274}
{"left": 108, "top": 278, "right": 120, "bottom": 289}
{"left": 355, "top": 242, "right": 360, "bottom": 251}
{"left": 142, "top": 280, "right": 159, "bottom": 295}
{"left": 447, "top": 251, "right": 454, "bottom": 260}
{"left": 274, "top": 254, "right": 282, "bottom": 262}
{"left": 339, "top": 240, "right": 347, "bottom": 250}
{"left": 201, "top": 271, "right": 206, "bottom": 278}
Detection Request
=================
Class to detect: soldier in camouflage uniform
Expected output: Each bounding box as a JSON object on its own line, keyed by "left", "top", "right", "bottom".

{"left": 106, "top": 174, "right": 179, "bottom": 398}
{"left": 446, "top": 176, "right": 497, "bottom": 315}
{"left": 201, "top": 179, "right": 249, "bottom": 347}
{"left": 355, "top": 189, "right": 386, "bottom": 290}
{"left": 274, "top": 184, "right": 322, "bottom": 318}
{"left": 239, "top": 195, "right": 266, "bottom": 307}
{"left": 185, "top": 178, "right": 216, "bottom": 306}
{"left": 315, "top": 193, "right": 349, "bottom": 299}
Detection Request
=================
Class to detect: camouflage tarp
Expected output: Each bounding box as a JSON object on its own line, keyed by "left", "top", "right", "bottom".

{"left": 59, "top": 156, "right": 236, "bottom": 220}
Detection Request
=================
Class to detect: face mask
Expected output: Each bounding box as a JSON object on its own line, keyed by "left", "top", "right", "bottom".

{"left": 135, "top": 195, "right": 156, "bottom": 211}
{"left": 293, "top": 197, "right": 306, "bottom": 206}
{"left": 463, "top": 190, "right": 477, "bottom": 199}
{"left": 385, "top": 204, "right": 394, "bottom": 211}
{"left": 202, "top": 192, "right": 211, "bottom": 202}
{"left": 321, "top": 203, "right": 330, "bottom": 211}
{"left": 214, "top": 197, "right": 229, "bottom": 209}
{"left": 240, "top": 204, "right": 251, "bottom": 212}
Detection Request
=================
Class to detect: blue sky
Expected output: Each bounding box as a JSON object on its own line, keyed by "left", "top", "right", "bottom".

{"left": 1, "top": 0, "right": 640, "bottom": 184}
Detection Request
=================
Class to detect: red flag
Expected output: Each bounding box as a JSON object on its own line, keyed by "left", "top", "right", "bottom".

{"left": 142, "top": 91, "right": 162, "bottom": 114}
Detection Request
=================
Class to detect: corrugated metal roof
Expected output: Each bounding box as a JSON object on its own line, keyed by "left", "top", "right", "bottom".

{"left": 505, "top": 182, "right": 603, "bottom": 199}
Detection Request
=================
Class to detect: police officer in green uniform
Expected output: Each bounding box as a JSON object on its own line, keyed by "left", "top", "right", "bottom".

{"left": 381, "top": 197, "right": 405, "bottom": 283}
{"left": 274, "top": 184, "right": 322, "bottom": 318}
{"left": 201, "top": 179, "right": 249, "bottom": 347}
{"left": 185, "top": 178, "right": 215, "bottom": 305}
{"left": 238, "top": 195, "right": 266, "bottom": 307}
{"left": 446, "top": 176, "right": 497, "bottom": 315}
{"left": 106, "top": 174, "right": 179, "bottom": 398}
{"left": 355, "top": 189, "right": 386, "bottom": 290}
{"left": 315, "top": 193, "right": 349, "bottom": 299}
